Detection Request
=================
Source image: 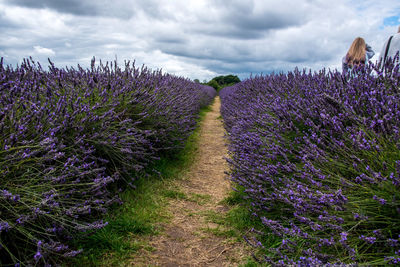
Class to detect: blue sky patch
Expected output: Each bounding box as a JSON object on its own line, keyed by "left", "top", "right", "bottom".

{"left": 383, "top": 15, "right": 400, "bottom": 26}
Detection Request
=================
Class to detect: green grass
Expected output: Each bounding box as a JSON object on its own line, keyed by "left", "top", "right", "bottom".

{"left": 238, "top": 258, "right": 263, "bottom": 267}
{"left": 162, "top": 189, "right": 188, "bottom": 200}
{"left": 220, "top": 188, "right": 264, "bottom": 232}
{"left": 65, "top": 104, "right": 212, "bottom": 266}
{"left": 201, "top": 187, "right": 278, "bottom": 266}
{"left": 188, "top": 193, "right": 212, "bottom": 205}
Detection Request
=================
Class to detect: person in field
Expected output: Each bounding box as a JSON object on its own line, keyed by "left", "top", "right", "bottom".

{"left": 342, "top": 37, "right": 375, "bottom": 73}
{"left": 378, "top": 25, "right": 400, "bottom": 66}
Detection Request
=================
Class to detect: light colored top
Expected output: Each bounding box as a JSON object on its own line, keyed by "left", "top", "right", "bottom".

{"left": 379, "top": 33, "right": 400, "bottom": 64}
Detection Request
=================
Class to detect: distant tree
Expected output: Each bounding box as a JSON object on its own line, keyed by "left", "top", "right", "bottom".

{"left": 222, "top": 75, "right": 240, "bottom": 85}
{"left": 212, "top": 76, "right": 225, "bottom": 85}
{"left": 194, "top": 79, "right": 200, "bottom": 83}
{"left": 206, "top": 74, "right": 240, "bottom": 91}
{"left": 207, "top": 79, "right": 220, "bottom": 91}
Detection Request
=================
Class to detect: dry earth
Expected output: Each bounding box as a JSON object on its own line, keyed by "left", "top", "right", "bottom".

{"left": 129, "top": 97, "right": 248, "bottom": 266}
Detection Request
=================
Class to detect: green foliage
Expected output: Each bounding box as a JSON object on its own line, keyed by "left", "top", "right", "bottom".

{"left": 213, "top": 75, "right": 241, "bottom": 85}
{"left": 206, "top": 74, "right": 241, "bottom": 91}
{"left": 207, "top": 79, "right": 220, "bottom": 91}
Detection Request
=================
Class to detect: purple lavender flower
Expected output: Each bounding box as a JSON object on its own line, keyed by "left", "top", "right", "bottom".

{"left": 1, "top": 57, "right": 216, "bottom": 265}
{"left": 0, "top": 221, "right": 10, "bottom": 232}
{"left": 220, "top": 60, "right": 400, "bottom": 265}
{"left": 340, "top": 232, "right": 348, "bottom": 243}
{"left": 33, "top": 251, "right": 42, "bottom": 261}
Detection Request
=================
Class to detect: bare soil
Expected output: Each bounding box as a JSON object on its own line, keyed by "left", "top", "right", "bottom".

{"left": 129, "top": 97, "right": 247, "bottom": 266}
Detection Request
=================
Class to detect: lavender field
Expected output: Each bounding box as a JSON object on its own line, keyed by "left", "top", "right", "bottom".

{"left": 2, "top": 55, "right": 400, "bottom": 266}
{"left": 0, "top": 58, "right": 216, "bottom": 266}
{"left": 220, "top": 61, "right": 400, "bottom": 265}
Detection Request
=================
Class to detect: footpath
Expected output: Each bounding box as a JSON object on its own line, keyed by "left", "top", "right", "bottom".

{"left": 130, "top": 97, "right": 247, "bottom": 266}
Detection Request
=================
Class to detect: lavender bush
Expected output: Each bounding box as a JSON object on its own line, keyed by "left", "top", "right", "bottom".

{"left": 0, "top": 57, "right": 216, "bottom": 266}
{"left": 220, "top": 60, "right": 400, "bottom": 265}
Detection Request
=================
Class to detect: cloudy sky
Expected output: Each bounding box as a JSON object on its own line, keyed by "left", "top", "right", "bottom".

{"left": 0, "top": 0, "right": 400, "bottom": 81}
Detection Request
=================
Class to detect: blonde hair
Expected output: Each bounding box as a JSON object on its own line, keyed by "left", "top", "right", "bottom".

{"left": 346, "top": 37, "right": 366, "bottom": 67}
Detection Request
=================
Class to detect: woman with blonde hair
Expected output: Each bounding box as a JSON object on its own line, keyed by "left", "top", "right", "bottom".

{"left": 342, "top": 37, "right": 375, "bottom": 73}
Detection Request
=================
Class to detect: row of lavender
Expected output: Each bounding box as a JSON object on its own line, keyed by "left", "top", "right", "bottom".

{"left": 0, "top": 58, "right": 216, "bottom": 265}
{"left": 220, "top": 62, "right": 400, "bottom": 265}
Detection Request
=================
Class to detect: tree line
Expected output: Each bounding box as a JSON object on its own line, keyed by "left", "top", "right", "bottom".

{"left": 194, "top": 74, "right": 241, "bottom": 91}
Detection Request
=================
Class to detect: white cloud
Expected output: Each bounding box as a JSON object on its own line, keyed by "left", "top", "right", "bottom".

{"left": 33, "top": 46, "right": 55, "bottom": 56}
{"left": 131, "top": 49, "right": 217, "bottom": 80}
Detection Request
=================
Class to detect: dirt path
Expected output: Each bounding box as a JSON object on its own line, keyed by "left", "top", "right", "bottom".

{"left": 130, "top": 97, "right": 247, "bottom": 266}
